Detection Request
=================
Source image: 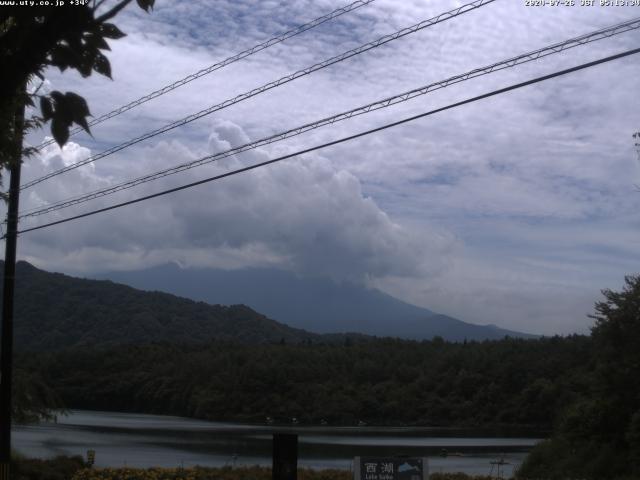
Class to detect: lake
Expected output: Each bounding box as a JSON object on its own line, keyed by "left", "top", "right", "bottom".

{"left": 13, "top": 410, "right": 542, "bottom": 477}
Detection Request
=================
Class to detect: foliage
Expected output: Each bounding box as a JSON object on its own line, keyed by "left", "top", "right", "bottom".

{"left": 69, "top": 465, "right": 493, "bottom": 480}
{"left": 517, "top": 437, "right": 624, "bottom": 479}
{"left": 11, "top": 453, "right": 86, "bottom": 480}
{"left": 20, "top": 334, "right": 591, "bottom": 429}
{"left": 431, "top": 476, "right": 493, "bottom": 480}
{"left": 71, "top": 466, "right": 347, "bottom": 480}
{"left": 517, "top": 276, "right": 640, "bottom": 479}
{"left": 2, "top": 456, "right": 506, "bottom": 480}
{"left": 1, "top": 1, "right": 154, "bottom": 425}
{"left": 0, "top": 0, "right": 154, "bottom": 172}
{"left": 12, "top": 367, "right": 64, "bottom": 424}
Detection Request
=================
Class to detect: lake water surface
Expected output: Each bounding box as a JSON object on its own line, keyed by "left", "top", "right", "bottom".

{"left": 13, "top": 410, "right": 542, "bottom": 477}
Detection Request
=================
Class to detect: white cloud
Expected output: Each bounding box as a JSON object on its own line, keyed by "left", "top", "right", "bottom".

{"left": 18, "top": 120, "right": 455, "bottom": 286}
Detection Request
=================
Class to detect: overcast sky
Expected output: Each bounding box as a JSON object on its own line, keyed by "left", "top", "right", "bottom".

{"left": 6, "top": 0, "right": 640, "bottom": 335}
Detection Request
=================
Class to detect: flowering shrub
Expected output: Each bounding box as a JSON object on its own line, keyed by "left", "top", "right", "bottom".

{"left": 71, "top": 466, "right": 352, "bottom": 480}
{"left": 12, "top": 454, "right": 86, "bottom": 480}
{"left": 71, "top": 466, "right": 496, "bottom": 480}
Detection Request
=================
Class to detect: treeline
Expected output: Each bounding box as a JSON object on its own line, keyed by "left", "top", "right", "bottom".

{"left": 516, "top": 276, "right": 640, "bottom": 479}
{"left": 20, "top": 335, "right": 591, "bottom": 429}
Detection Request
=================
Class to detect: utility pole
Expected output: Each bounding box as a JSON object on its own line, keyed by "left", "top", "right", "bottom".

{"left": 272, "top": 433, "right": 298, "bottom": 480}
{"left": 0, "top": 94, "right": 25, "bottom": 480}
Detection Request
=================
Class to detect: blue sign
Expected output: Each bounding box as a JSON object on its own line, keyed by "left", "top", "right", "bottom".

{"left": 355, "top": 457, "right": 428, "bottom": 480}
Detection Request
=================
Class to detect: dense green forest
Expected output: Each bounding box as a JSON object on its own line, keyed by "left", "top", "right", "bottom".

{"left": 20, "top": 335, "right": 591, "bottom": 428}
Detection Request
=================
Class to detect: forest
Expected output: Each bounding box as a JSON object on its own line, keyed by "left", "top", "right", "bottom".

{"left": 20, "top": 335, "right": 590, "bottom": 429}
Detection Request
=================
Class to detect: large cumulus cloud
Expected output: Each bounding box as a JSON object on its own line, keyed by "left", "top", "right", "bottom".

{"left": 16, "top": 120, "right": 455, "bottom": 282}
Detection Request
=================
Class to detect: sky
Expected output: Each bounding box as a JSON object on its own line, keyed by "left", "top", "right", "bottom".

{"left": 5, "top": 0, "right": 640, "bottom": 335}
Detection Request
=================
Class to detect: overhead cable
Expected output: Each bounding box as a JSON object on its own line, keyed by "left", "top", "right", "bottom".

{"left": 19, "top": 16, "right": 640, "bottom": 219}
{"left": 12, "top": 46, "right": 640, "bottom": 237}
{"left": 21, "top": 0, "right": 496, "bottom": 190}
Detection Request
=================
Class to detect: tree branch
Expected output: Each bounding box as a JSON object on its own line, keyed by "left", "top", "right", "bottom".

{"left": 93, "top": 0, "right": 110, "bottom": 14}
{"left": 95, "top": 0, "right": 134, "bottom": 23}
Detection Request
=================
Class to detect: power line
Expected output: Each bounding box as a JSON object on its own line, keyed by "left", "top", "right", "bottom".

{"left": 13, "top": 46, "right": 640, "bottom": 238}
{"left": 19, "top": 16, "right": 640, "bottom": 220}
{"left": 21, "top": 0, "right": 496, "bottom": 190}
{"left": 33, "top": 0, "right": 378, "bottom": 151}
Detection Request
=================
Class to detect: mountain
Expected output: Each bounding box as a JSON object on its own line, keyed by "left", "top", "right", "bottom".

{"left": 95, "top": 263, "right": 536, "bottom": 341}
{"left": 3, "top": 261, "right": 327, "bottom": 351}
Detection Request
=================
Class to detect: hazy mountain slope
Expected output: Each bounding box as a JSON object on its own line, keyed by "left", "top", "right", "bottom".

{"left": 97, "top": 264, "right": 536, "bottom": 341}
{"left": 3, "top": 261, "right": 323, "bottom": 351}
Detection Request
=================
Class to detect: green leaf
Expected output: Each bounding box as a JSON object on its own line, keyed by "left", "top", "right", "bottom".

{"left": 66, "top": 34, "right": 83, "bottom": 55}
{"left": 40, "top": 97, "right": 53, "bottom": 121}
{"left": 49, "top": 46, "right": 79, "bottom": 71}
{"left": 92, "top": 51, "right": 112, "bottom": 79}
{"left": 136, "top": 0, "right": 155, "bottom": 12}
{"left": 50, "top": 91, "right": 73, "bottom": 124}
{"left": 76, "top": 50, "right": 95, "bottom": 77}
{"left": 74, "top": 115, "right": 91, "bottom": 135}
{"left": 100, "top": 23, "right": 126, "bottom": 39}
{"left": 49, "top": 91, "right": 64, "bottom": 103}
{"left": 64, "top": 92, "right": 91, "bottom": 118}
{"left": 64, "top": 92, "right": 92, "bottom": 135}
{"left": 85, "top": 33, "right": 110, "bottom": 51}
{"left": 51, "top": 117, "right": 69, "bottom": 148}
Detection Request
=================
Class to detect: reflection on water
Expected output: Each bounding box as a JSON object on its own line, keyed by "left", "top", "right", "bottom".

{"left": 13, "top": 410, "right": 541, "bottom": 476}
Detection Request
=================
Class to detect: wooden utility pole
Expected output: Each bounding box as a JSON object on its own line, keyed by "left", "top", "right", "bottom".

{"left": 0, "top": 95, "right": 25, "bottom": 480}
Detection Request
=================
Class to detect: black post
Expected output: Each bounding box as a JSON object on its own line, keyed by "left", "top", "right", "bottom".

{"left": 0, "top": 95, "right": 25, "bottom": 480}
{"left": 272, "top": 433, "right": 298, "bottom": 480}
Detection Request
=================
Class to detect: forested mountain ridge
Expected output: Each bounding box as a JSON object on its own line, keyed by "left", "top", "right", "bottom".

{"left": 3, "top": 260, "right": 327, "bottom": 350}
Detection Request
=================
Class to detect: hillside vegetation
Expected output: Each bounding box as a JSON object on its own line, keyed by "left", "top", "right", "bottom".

{"left": 516, "top": 276, "right": 640, "bottom": 479}
{"left": 5, "top": 261, "right": 326, "bottom": 350}
{"left": 21, "top": 335, "right": 590, "bottom": 428}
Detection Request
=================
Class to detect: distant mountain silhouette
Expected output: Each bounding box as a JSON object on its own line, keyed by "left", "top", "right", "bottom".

{"left": 96, "top": 263, "right": 537, "bottom": 341}
{"left": 3, "top": 261, "right": 331, "bottom": 351}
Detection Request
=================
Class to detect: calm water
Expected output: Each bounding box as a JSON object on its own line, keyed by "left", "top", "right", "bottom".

{"left": 13, "top": 410, "right": 542, "bottom": 477}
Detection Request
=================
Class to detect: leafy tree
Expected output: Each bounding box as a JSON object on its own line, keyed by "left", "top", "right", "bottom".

{"left": 588, "top": 275, "right": 640, "bottom": 474}
{"left": 518, "top": 276, "right": 640, "bottom": 479}
{"left": 0, "top": 0, "right": 155, "bottom": 422}
{"left": 0, "top": 0, "right": 155, "bottom": 171}
{"left": 12, "top": 368, "right": 63, "bottom": 424}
